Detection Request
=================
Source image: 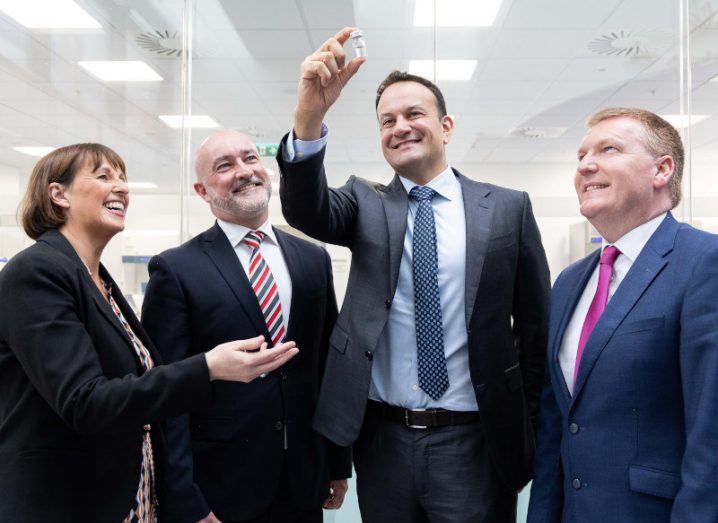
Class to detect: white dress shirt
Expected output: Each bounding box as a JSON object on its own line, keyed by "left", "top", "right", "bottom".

{"left": 559, "top": 213, "right": 667, "bottom": 394}
{"left": 216, "top": 218, "right": 292, "bottom": 332}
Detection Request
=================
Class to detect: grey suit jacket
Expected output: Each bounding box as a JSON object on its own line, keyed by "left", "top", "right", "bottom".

{"left": 277, "top": 137, "right": 550, "bottom": 489}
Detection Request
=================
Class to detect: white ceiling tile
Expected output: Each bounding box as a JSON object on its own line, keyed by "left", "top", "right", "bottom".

{"left": 492, "top": 29, "right": 594, "bottom": 58}
{"left": 219, "top": 0, "right": 304, "bottom": 30}
{"left": 600, "top": 0, "right": 679, "bottom": 31}
{"left": 298, "top": 0, "right": 356, "bottom": 30}
{"left": 190, "top": 59, "right": 247, "bottom": 83}
{"left": 353, "top": 0, "right": 413, "bottom": 29}
{"left": 238, "top": 30, "right": 313, "bottom": 60}
{"left": 478, "top": 58, "right": 568, "bottom": 82}
{"left": 236, "top": 59, "right": 304, "bottom": 82}
{"left": 502, "top": 0, "right": 623, "bottom": 30}
{"left": 553, "top": 57, "right": 653, "bottom": 83}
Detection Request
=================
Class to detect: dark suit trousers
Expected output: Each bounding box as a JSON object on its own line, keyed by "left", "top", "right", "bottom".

{"left": 353, "top": 407, "right": 516, "bottom": 523}
{"left": 226, "top": 456, "right": 322, "bottom": 523}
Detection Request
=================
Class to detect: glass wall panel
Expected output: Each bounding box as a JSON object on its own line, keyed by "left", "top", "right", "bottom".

{"left": 689, "top": 0, "right": 718, "bottom": 234}
{"left": 0, "top": 0, "right": 188, "bottom": 310}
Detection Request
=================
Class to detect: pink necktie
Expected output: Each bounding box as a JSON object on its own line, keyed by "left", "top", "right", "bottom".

{"left": 573, "top": 245, "right": 621, "bottom": 384}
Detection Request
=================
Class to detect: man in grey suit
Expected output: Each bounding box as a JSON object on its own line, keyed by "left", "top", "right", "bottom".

{"left": 277, "top": 27, "right": 551, "bottom": 523}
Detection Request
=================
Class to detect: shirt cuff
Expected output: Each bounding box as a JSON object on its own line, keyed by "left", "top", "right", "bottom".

{"left": 283, "top": 123, "right": 328, "bottom": 163}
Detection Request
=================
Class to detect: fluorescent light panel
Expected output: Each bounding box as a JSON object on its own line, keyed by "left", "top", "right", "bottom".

{"left": 414, "top": 0, "right": 504, "bottom": 27}
{"left": 13, "top": 146, "right": 54, "bottom": 157}
{"left": 659, "top": 114, "right": 710, "bottom": 128}
{"left": 78, "top": 61, "right": 162, "bottom": 82}
{"left": 408, "top": 60, "right": 477, "bottom": 81}
{"left": 127, "top": 182, "right": 158, "bottom": 189}
{"left": 158, "top": 115, "right": 220, "bottom": 129}
{"left": 0, "top": 0, "right": 101, "bottom": 29}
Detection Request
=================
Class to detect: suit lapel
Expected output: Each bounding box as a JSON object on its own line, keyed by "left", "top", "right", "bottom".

{"left": 100, "top": 265, "right": 164, "bottom": 365}
{"left": 273, "top": 228, "right": 304, "bottom": 341}
{"left": 552, "top": 251, "right": 600, "bottom": 405}
{"left": 202, "top": 223, "right": 269, "bottom": 338}
{"left": 88, "top": 279, "right": 136, "bottom": 348}
{"left": 571, "top": 214, "right": 677, "bottom": 402}
{"left": 37, "top": 230, "right": 151, "bottom": 371}
{"left": 380, "top": 175, "right": 409, "bottom": 296}
{"left": 458, "top": 172, "right": 493, "bottom": 326}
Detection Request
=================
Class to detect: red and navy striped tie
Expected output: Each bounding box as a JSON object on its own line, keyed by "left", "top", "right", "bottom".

{"left": 243, "top": 231, "right": 286, "bottom": 346}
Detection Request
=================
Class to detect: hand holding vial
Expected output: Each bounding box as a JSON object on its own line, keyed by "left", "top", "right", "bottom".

{"left": 294, "top": 27, "right": 367, "bottom": 140}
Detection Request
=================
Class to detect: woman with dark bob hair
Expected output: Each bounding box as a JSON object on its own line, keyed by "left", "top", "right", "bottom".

{"left": 0, "top": 143, "right": 298, "bottom": 522}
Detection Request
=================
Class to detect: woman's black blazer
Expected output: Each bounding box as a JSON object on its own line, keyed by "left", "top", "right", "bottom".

{"left": 0, "top": 229, "right": 211, "bottom": 522}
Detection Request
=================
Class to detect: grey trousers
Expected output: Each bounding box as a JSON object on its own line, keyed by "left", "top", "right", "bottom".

{"left": 353, "top": 407, "right": 517, "bottom": 523}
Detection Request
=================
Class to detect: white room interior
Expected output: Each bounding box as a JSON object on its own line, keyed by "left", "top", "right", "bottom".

{"left": 0, "top": 0, "right": 716, "bottom": 520}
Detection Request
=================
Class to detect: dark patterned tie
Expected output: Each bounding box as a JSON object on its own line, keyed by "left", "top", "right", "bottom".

{"left": 243, "top": 231, "right": 286, "bottom": 346}
{"left": 410, "top": 186, "right": 449, "bottom": 400}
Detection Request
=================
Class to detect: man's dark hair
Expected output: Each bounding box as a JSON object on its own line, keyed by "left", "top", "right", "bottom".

{"left": 375, "top": 70, "right": 447, "bottom": 117}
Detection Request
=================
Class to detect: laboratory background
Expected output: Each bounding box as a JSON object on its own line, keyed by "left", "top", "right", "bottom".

{"left": 0, "top": 0, "right": 716, "bottom": 521}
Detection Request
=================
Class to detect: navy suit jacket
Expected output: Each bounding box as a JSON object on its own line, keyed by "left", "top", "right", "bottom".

{"left": 528, "top": 213, "right": 718, "bottom": 522}
{"left": 141, "top": 223, "right": 351, "bottom": 523}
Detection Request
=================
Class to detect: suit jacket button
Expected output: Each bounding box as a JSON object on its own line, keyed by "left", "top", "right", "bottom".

{"left": 385, "top": 299, "right": 392, "bottom": 308}
{"left": 572, "top": 478, "right": 582, "bottom": 490}
{"left": 274, "top": 421, "right": 283, "bottom": 430}
{"left": 365, "top": 351, "right": 373, "bottom": 360}
{"left": 569, "top": 422, "right": 579, "bottom": 434}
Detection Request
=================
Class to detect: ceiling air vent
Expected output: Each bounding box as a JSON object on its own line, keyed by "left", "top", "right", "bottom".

{"left": 136, "top": 30, "right": 186, "bottom": 57}
{"left": 588, "top": 29, "right": 674, "bottom": 57}
{"left": 510, "top": 127, "right": 567, "bottom": 139}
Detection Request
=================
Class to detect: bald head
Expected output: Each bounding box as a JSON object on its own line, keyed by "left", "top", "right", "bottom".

{"left": 192, "top": 128, "right": 272, "bottom": 228}
{"left": 195, "top": 129, "right": 257, "bottom": 181}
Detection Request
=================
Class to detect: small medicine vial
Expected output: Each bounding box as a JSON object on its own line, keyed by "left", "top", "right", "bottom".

{"left": 350, "top": 29, "right": 366, "bottom": 58}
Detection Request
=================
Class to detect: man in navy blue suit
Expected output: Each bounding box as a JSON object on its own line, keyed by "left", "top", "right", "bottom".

{"left": 528, "top": 107, "right": 718, "bottom": 522}
{"left": 142, "top": 130, "right": 350, "bottom": 523}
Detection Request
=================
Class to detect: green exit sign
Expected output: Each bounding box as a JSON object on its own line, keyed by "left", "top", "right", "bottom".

{"left": 256, "top": 143, "right": 279, "bottom": 157}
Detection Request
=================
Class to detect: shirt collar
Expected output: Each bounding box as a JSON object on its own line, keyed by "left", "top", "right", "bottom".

{"left": 216, "top": 217, "right": 277, "bottom": 248}
{"left": 398, "top": 165, "right": 459, "bottom": 202}
{"left": 602, "top": 212, "right": 667, "bottom": 264}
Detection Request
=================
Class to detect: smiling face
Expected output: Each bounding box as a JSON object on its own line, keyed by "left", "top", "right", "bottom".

{"left": 376, "top": 81, "right": 454, "bottom": 184}
{"left": 59, "top": 157, "right": 129, "bottom": 241}
{"left": 575, "top": 116, "right": 674, "bottom": 242}
{"left": 194, "top": 130, "right": 271, "bottom": 228}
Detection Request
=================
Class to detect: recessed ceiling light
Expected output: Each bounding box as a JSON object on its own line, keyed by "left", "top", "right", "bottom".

{"left": 13, "top": 146, "right": 55, "bottom": 157}
{"left": 408, "top": 60, "right": 477, "bottom": 81}
{"left": 78, "top": 61, "right": 163, "bottom": 82}
{"left": 413, "top": 0, "right": 504, "bottom": 27}
{"left": 659, "top": 114, "right": 710, "bottom": 128}
{"left": 158, "top": 115, "right": 220, "bottom": 129}
{"left": 0, "top": 0, "right": 101, "bottom": 29}
{"left": 127, "top": 182, "right": 158, "bottom": 189}
{"left": 710, "top": 74, "right": 718, "bottom": 82}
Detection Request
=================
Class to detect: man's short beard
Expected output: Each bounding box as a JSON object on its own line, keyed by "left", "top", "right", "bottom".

{"left": 207, "top": 182, "right": 271, "bottom": 220}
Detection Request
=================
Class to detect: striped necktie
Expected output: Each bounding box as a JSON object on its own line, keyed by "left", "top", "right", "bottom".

{"left": 243, "top": 231, "right": 286, "bottom": 346}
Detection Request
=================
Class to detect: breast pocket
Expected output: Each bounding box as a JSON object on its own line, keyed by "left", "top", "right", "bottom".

{"left": 615, "top": 316, "right": 665, "bottom": 336}
{"left": 486, "top": 231, "right": 516, "bottom": 253}
{"left": 329, "top": 324, "right": 349, "bottom": 355}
